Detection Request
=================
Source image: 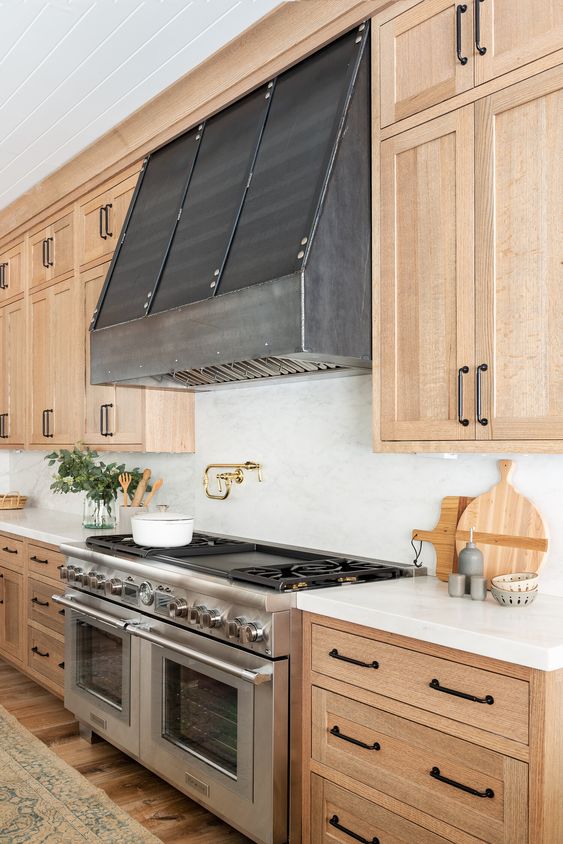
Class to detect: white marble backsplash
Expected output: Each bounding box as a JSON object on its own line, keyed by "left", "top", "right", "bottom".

{"left": 7, "top": 375, "right": 563, "bottom": 595}
{"left": 0, "top": 451, "right": 10, "bottom": 494}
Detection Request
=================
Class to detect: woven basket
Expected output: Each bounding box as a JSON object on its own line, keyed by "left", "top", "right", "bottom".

{"left": 0, "top": 492, "right": 28, "bottom": 510}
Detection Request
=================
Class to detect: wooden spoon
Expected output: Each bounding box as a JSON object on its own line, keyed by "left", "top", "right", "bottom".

{"left": 142, "top": 478, "right": 163, "bottom": 508}
{"left": 118, "top": 473, "right": 132, "bottom": 508}
{"left": 131, "top": 469, "right": 151, "bottom": 507}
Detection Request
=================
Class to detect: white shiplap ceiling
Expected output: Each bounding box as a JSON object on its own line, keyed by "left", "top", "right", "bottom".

{"left": 0, "top": 0, "right": 283, "bottom": 211}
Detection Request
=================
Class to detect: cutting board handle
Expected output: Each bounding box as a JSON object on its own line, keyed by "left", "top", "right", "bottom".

{"left": 498, "top": 459, "right": 514, "bottom": 485}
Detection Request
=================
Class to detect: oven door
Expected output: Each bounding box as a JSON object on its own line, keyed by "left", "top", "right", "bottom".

{"left": 54, "top": 592, "right": 141, "bottom": 758}
{"left": 133, "top": 623, "right": 288, "bottom": 844}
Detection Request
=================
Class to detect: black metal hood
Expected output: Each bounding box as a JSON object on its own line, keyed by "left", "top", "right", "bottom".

{"left": 90, "top": 24, "right": 371, "bottom": 390}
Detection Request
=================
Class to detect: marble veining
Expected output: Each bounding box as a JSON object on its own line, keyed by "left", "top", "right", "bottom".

{"left": 6, "top": 375, "right": 563, "bottom": 595}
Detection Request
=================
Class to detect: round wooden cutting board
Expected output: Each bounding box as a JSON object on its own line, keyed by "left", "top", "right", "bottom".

{"left": 455, "top": 460, "right": 549, "bottom": 584}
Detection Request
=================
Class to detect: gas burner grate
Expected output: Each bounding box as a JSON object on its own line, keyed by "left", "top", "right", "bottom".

{"left": 229, "top": 560, "right": 402, "bottom": 591}
{"left": 86, "top": 532, "right": 255, "bottom": 558}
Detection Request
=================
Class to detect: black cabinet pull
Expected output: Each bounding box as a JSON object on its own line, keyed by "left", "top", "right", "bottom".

{"left": 31, "top": 597, "right": 49, "bottom": 607}
{"left": 46, "top": 236, "right": 54, "bottom": 267}
{"left": 2, "top": 546, "right": 18, "bottom": 554}
{"left": 100, "top": 402, "right": 113, "bottom": 436}
{"left": 456, "top": 5, "right": 468, "bottom": 65}
{"left": 58, "top": 661, "right": 65, "bottom": 670}
{"left": 30, "top": 555, "right": 49, "bottom": 565}
{"left": 58, "top": 609, "right": 65, "bottom": 616}
{"left": 99, "top": 206, "right": 107, "bottom": 240}
{"left": 476, "top": 363, "right": 488, "bottom": 425}
{"left": 0, "top": 263, "right": 7, "bottom": 289}
{"left": 42, "top": 408, "right": 54, "bottom": 438}
{"left": 31, "top": 646, "right": 49, "bottom": 658}
{"left": 42, "top": 238, "right": 49, "bottom": 268}
{"left": 457, "top": 366, "right": 469, "bottom": 426}
{"left": 0, "top": 413, "right": 8, "bottom": 438}
{"left": 429, "top": 678, "right": 494, "bottom": 705}
{"left": 329, "top": 648, "right": 379, "bottom": 669}
{"left": 475, "top": 0, "right": 487, "bottom": 55}
{"left": 430, "top": 766, "right": 494, "bottom": 798}
{"left": 330, "top": 725, "right": 380, "bottom": 751}
{"left": 329, "top": 815, "right": 379, "bottom": 844}
{"left": 104, "top": 203, "right": 113, "bottom": 237}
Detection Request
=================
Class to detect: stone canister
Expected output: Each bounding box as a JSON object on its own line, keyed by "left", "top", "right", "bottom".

{"left": 457, "top": 527, "right": 484, "bottom": 594}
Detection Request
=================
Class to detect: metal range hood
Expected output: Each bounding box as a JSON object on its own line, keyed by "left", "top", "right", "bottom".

{"left": 90, "top": 24, "right": 371, "bottom": 391}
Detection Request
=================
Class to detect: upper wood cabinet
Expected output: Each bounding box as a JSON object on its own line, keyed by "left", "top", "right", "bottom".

{"left": 29, "top": 210, "right": 74, "bottom": 289}
{"left": 29, "top": 277, "right": 82, "bottom": 446}
{"left": 0, "top": 299, "right": 26, "bottom": 447}
{"left": 78, "top": 168, "right": 139, "bottom": 269}
{"left": 379, "top": 66, "right": 562, "bottom": 447}
{"left": 380, "top": 106, "right": 475, "bottom": 441}
{"left": 0, "top": 239, "right": 24, "bottom": 303}
{"left": 475, "top": 67, "right": 563, "bottom": 441}
{"left": 380, "top": 0, "right": 563, "bottom": 127}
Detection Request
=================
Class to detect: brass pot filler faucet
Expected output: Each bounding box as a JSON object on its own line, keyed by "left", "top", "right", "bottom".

{"left": 203, "top": 461, "right": 263, "bottom": 501}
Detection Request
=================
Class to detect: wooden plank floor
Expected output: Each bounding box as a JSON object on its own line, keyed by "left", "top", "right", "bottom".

{"left": 0, "top": 658, "right": 251, "bottom": 843}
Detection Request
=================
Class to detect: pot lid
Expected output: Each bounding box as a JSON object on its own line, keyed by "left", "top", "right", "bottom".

{"left": 131, "top": 512, "right": 194, "bottom": 523}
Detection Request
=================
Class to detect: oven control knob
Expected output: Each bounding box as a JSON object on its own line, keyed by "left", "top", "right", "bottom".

{"left": 200, "top": 608, "right": 222, "bottom": 629}
{"left": 169, "top": 597, "right": 189, "bottom": 619}
{"left": 90, "top": 573, "right": 106, "bottom": 589}
{"left": 105, "top": 578, "right": 123, "bottom": 597}
{"left": 226, "top": 617, "right": 246, "bottom": 640}
{"left": 139, "top": 581, "right": 154, "bottom": 605}
{"left": 188, "top": 605, "right": 207, "bottom": 625}
{"left": 240, "top": 622, "right": 264, "bottom": 644}
{"left": 68, "top": 567, "right": 82, "bottom": 584}
{"left": 59, "top": 565, "right": 69, "bottom": 581}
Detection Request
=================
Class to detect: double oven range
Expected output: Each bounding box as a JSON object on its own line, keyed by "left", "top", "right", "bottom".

{"left": 55, "top": 533, "right": 409, "bottom": 844}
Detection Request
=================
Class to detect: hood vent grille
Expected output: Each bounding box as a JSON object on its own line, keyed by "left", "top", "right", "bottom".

{"left": 170, "top": 357, "right": 345, "bottom": 388}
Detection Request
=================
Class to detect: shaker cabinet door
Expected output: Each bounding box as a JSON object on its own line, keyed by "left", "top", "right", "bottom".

{"left": 380, "top": 106, "right": 476, "bottom": 441}
{"left": 475, "top": 68, "right": 563, "bottom": 440}
{"left": 0, "top": 300, "right": 26, "bottom": 446}
{"left": 0, "top": 567, "right": 24, "bottom": 663}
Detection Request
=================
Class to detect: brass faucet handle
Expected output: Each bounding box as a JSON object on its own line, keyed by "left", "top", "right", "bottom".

{"left": 244, "top": 461, "right": 263, "bottom": 481}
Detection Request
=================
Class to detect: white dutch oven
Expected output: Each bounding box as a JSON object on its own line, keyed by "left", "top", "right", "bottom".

{"left": 131, "top": 512, "right": 194, "bottom": 547}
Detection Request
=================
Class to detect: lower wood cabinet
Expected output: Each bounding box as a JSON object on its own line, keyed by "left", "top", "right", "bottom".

{"left": 27, "top": 625, "right": 65, "bottom": 691}
{"left": 0, "top": 566, "right": 24, "bottom": 664}
{"left": 303, "top": 613, "right": 563, "bottom": 844}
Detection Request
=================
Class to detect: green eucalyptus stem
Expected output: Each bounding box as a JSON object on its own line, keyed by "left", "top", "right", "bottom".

{"left": 45, "top": 446, "right": 148, "bottom": 506}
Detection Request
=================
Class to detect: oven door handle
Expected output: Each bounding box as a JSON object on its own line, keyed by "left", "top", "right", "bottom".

{"left": 128, "top": 625, "right": 273, "bottom": 686}
{"left": 52, "top": 594, "right": 130, "bottom": 630}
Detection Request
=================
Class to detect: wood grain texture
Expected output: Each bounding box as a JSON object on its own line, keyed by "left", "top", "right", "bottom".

{"left": 412, "top": 496, "right": 474, "bottom": 582}
{"left": 0, "top": 658, "right": 251, "bottom": 843}
{"left": 455, "top": 460, "right": 549, "bottom": 581}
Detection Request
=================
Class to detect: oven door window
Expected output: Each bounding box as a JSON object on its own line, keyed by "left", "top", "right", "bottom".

{"left": 162, "top": 658, "right": 251, "bottom": 782}
{"left": 76, "top": 620, "right": 126, "bottom": 710}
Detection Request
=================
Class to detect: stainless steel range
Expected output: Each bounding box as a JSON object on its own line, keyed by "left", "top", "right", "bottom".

{"left": 54, "top": 532, "right": 414, "bottom": 844}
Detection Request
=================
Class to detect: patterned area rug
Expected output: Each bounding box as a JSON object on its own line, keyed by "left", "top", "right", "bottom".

{"left": 0, "top": 702, "right": 158, "bottom": 843}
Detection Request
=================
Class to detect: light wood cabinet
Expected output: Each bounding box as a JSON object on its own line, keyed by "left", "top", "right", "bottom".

{"left": 302, "top": 613, "right": 563, "bottom": 844}
{"left": 0, "top": 238, "right": 24, "bottom": 303}
{"left": 29, "top": 210, "right": 74, "bottom": 289}
{"left": 29, "top": 277, "right": 82, "bottom": 446}
{"left": 0, "top": 566, "right": 24, "bottom": 664}
{"left": 78, "top": 169, "right": 138, "bottom": 268}
{"left": 380, "top": 106, "right": 475, "bottom": 441}
{"left": 475, "top": 68, "right": 563, "bottom": 441}
{"left": 0, "top": 299, "right": 26, "bottom": 447}
{"left": 380, "top": 0, "right": 563, "bottom": 127}
{"left": 379, "top": 66, "right": 562, "bottom": 447}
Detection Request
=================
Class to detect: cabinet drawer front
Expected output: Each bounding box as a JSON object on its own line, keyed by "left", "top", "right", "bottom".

{"left": 28, "top": 578, "right": 65, "bottom": 635}
{"left": 27, "top": 542, "right": 65, "bottom": 581}
{"left": 27, "top": 626, "right": 64, "bottom": 688}
{"left": 311, "top": 625, "right": 529, "bottom": 744}
{"left": 312, "top": 688, "right": 527, "bottom": 843}
{"left": 0, "top": 533, "right": 24, "bottom": 569}
{"left": 311, "top": 773, "right": 453, "bottom": 844}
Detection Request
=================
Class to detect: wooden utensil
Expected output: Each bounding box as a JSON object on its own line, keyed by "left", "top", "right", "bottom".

{"left": 142, "top": 478, "right": 163, "bottom": 508}
{"left": 455, "top": 460, "right": 549, "bottom": 584}
{"left": 118, "top": 473, "right": 132, "bottom": 508}
{"left": 131, "top": 469, "right": 151, "bottom": 508}
{"left": 412, "top": 496, "right": 474, "bottom": 582}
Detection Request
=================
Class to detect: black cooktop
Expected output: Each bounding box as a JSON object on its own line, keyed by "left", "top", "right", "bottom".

{"left": 86, "top": 532, "right": 403, "bottom": 591}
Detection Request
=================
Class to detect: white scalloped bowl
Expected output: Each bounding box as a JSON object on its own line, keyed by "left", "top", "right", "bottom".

{"left": 491, "top": 585, "right": 538, "bottom": 607}
{"left": 491, "top": 572, "right": 539, "bottom": 593}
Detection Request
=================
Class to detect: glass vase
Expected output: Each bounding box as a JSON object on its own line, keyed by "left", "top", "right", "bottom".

{"left": 82, "top": 497, "right": 117, "bottom": 530}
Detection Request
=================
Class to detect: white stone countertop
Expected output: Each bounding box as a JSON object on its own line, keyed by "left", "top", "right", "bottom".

{"left": 296, "top": 575, "right": 563, "bottom": 671}
{"left": 0, "top": 507, "right": 120, "bottom": 546}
